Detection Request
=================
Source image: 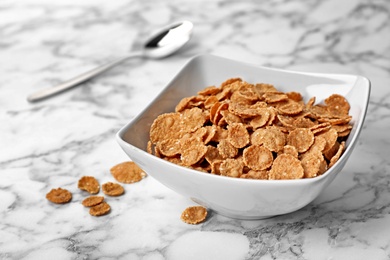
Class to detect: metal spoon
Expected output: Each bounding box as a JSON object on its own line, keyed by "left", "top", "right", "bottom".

{"left": 27, "top": 21, "right": 194, "bottom": 102}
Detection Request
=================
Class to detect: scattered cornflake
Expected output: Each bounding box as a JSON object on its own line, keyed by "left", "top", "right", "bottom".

{"left": 110, "top": 161, "right": 147, "bottom": 184}
{"left": 78, "top": 176, "right": 100, "bottom": 194}
{"left": 82, "top": 196, "right": 104, "bottom": 207}
{"left": 181, "top": 206, "right": 208, "bottom": 224}
{"left": 46, "top": 188, "right": 72, "bottom": 204}
{"left": 102, "top": 182, "right": 125, "bottom": 196}
{"left": 89, "top": 201, "right": 111, "bottom": 217}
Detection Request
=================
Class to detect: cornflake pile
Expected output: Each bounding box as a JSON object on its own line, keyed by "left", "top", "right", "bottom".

{"left": 148, "top": 78, "right": 353, "bottom": 180}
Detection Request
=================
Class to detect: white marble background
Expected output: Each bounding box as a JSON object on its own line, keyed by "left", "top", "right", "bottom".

{"left": 1, "top": 0, "right": 390, "bottom": 259}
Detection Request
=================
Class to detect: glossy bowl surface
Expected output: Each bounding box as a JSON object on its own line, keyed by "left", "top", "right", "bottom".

{"left": 116, "top": 54, "right": 370, "bottom": 219}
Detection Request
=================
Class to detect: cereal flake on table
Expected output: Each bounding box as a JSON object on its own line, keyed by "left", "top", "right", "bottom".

{"left": 102, "top": 182, "right": 125, "bottom": 196}
{"left": 110, "top": 161, "right": 147, "bottom": 184}
{"left": 148, "top": 78, "right": 352, "bottom": 180}
{"left": 78, "top": 176, "right": 100, "bottom": 194}
{"left": 46, "top": 188, "right": 72, "bottom": 204}
{"left": 89, "top": 201, "right": 111, "bottom": 216}
{"left": 82, "top": 196, "right": 105, "bottom": 207}
{"left": 181, "top": 206, "right": 208, "bottom": 224}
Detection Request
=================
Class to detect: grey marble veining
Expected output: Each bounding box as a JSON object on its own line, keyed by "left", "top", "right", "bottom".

{"left": 1, "top": 0, "right": 390, "bottom": 259}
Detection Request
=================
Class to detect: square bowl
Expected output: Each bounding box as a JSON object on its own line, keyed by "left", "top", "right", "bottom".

{"left": 116, "top": 54, "right": 370, "bottom": 219}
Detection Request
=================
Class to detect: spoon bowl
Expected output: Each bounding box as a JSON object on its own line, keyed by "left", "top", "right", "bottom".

{"left": 27, "top": 21, "right": 194, "bottom": 102}
{"left": 143, "top": 21, "right": 193, "bottom": 59}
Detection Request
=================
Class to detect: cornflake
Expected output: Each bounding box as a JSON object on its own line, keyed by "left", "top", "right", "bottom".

{"left": 227, "top": 123, "right": 250, "bottom": 148}
{"left": 278, "top": 100, "right": 303, "bottom": 115}
{"left": 110, "top": 161, "right": 147, "bottom": 184}
{"left": 325, "top": 94, "right": 350, "bottom": 116}
{"left": 329, "top": 141, "right": 346, "bottom": 168}
{"left": 251, "top": 127, "right": 285, "bottom": 152}
{"left": 243, "top": 145, "right": 273, "bottom": 171}
{"left": 180, "top": 137, "right": 208, "bottom": 166}
{"left": 89, "top": 201, "right": 111, "bottom": 216}
{"left": 280, "top": 145, "right": 298, "bottom": 158}
{"left": 300, "top": 153, "right": 323, "bottom": 178}
{"left": 198, "top": 85, "right": 220, "bottom": 96}
{"left": 102, "top": 182, "right": 125, "bottom": 196}
{"left": 287, "top": 128, "right": 314, "bottom": 153}
{"left": 217, "top": 139, "right": 238, "bottom": 159}
{"left": 269, "top": 154, "right": 304, "bottom": 180}
{"left": 205, "top": 146, "right": 223, "bottom": 164}
{"left": 150, "top": 113, "right": 182, "bottom": 143}
{"left": 181, "top": 206, "right": 208, "bottom": 224}
{"left": 220, "top": 158, "right": 244, "bottom": 178}
{"left": 46, "top": 188, "right": 72, "bottom": 204}
{"left": 82, "top": 196, "right": 104, "bottom": 207}
{"left": 318, "top": 128, "right": 338, "bottom": 152}
{"left": 78, "top": 176, "right": 100, "bottom": 194}
{"left": 241, "top": 170, "right": 269, "bottom": 180}
{"left": 250, "top": 109, "right": 270, "bottom": 129}
{"left": 148, "top": 78, "right": 352, "bottom": 180}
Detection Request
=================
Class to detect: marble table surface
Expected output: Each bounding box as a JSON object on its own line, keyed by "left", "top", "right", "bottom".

{"left": 1, "top": 0, "right": 390, "bottom": 259}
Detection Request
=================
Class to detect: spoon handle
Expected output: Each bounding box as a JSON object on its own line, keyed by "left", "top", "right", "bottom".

{"left": 27, "top": 52, "right": 143, "bottom": 102}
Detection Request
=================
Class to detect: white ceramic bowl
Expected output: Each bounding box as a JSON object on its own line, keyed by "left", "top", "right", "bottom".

{"left": 116, "top": 54, "right": 370, "bottom": 219}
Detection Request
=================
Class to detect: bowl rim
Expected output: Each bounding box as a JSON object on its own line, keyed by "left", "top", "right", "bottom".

{"left": 116, "top": 54, "right": 371, "bottom": 185}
